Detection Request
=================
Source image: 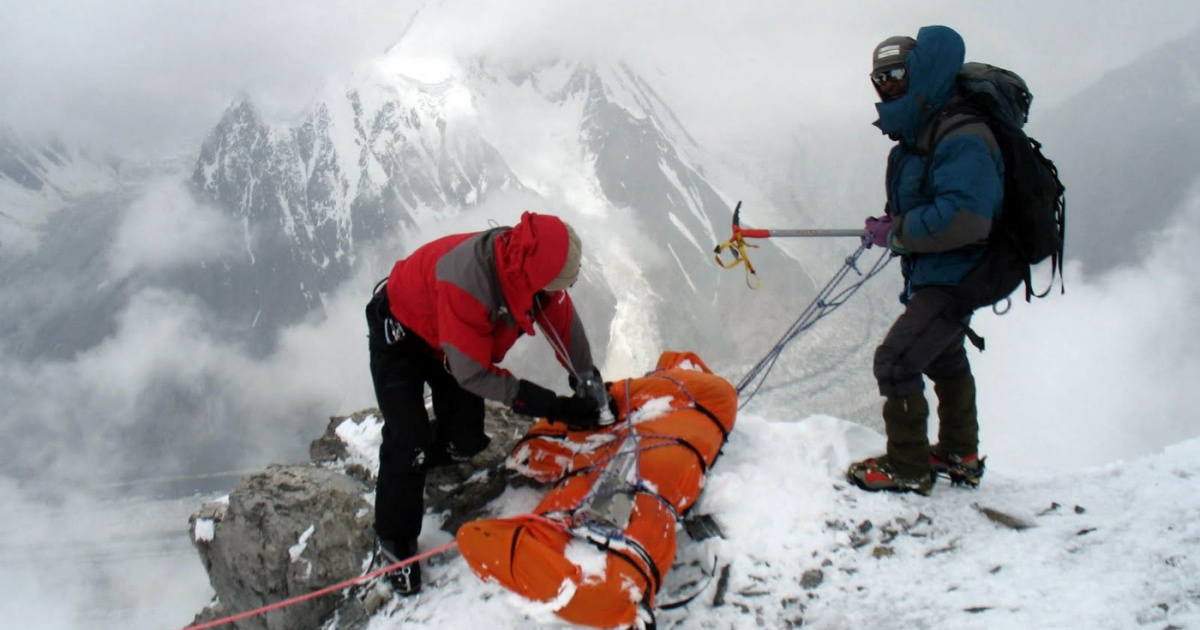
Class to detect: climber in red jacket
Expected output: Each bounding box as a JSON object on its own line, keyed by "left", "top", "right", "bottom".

{"left": 365, "top": 211, "right": 603, "bottom": 595}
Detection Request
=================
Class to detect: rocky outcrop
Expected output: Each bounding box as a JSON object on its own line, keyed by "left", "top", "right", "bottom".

{"left": 188, "top": 403, "right": 532, "bottom": 630}
{"left": 188, "top": 465, "right": 373, "bottom": 630}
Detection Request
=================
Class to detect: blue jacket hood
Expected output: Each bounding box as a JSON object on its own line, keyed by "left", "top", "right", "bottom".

{"left": 873, "top": 25, "right": 966, "bottom": 144}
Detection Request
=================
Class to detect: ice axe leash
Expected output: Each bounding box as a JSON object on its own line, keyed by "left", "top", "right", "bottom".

{"left": 714, "top": 201, "right": 867, "bottom": 288}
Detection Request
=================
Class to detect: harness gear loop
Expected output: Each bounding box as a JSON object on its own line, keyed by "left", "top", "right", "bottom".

{"left": 383, "top": 317, "right": 405, "bottom": 345}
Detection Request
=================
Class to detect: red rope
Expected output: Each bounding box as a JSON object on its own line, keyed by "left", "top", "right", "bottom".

{"left": 178, "top": 540, "right": 459, "bottom": 630}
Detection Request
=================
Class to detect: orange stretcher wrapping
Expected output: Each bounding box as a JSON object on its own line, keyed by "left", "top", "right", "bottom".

{"left": 456, "top": 351, "right": 737, "bottom": 629}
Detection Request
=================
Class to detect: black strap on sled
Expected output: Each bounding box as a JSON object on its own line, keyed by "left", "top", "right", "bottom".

{"left": 658, "top": 555, "right": 720, "bottom": 611}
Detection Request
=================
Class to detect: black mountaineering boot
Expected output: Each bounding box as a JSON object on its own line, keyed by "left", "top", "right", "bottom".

{"left": 847, "top": 393, "right": 934, "bottom": 495}
{"left": 378, "top": 537, "right": 422, "bottom": 596}
{"left": 932, "top": 373, "right": 985, "bottom": 487}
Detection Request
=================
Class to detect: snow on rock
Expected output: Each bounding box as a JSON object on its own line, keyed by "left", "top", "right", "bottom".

{"left": 289, "top": 524, "right": 316, "bottom": 562}
{"left": 192, "top": 518, "right": 215, "bottom": 543}
{"left": 186, "top": 464, "right": 373, "bottom": 630}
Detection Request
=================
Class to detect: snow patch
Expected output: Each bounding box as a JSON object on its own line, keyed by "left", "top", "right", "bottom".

{"left": 377, "top": 55, "right": 460, "bottom": 85}
{"left": 192, "top": 518, "right": 215, "bottom": 543}
{"left": 564, "top": 538, "right": 609, "bottom": 584}
{"left": 335, "top": 415, "right": 384, "bottom": 477}
{"left": 505, "top": 578, "right": 578, "bottom": 623}
{"left": 289, "top": 524, "right": 315, "bottom": 563}
{"left": 629, "top": 396, "right": 673, "bottom": 424}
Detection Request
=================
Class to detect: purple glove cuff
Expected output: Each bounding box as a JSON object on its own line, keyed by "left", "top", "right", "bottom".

{"left": 864, "top": 215, "right": 892, "bottom": 248}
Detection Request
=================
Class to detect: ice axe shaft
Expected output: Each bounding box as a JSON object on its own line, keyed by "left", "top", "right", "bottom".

{"left": 739, "top": 228, "right": 865, "bottom": 239}
{"left": 714, "top": 200, "right": 867, "bottom": 288}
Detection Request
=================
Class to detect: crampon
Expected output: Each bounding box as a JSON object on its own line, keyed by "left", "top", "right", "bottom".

{"left": 931, "top": 452, "right": 986, "bottom": 488}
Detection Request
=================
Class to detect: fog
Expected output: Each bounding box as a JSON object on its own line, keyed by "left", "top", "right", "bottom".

{"left": 2, "top": 2, "right": 1200, "bottom": 629}
{"left": 0, "top": 265, "right": 377, "bottom": 489}
{"left": 975, "top": 192, "right": 1200, "bottom": 469}
{"left": 4, "top": 1, "right": 1199, "bottom": 156}
{"left": 108, "top": 180, "right": 242, "bottom": 278}
{"left": 0, "top": 0, "right": 420, "bottom": 155}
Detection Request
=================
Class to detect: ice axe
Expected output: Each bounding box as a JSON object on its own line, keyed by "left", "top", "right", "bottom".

{"left": 714, "top": 201, "right": 866, "bottom": 288}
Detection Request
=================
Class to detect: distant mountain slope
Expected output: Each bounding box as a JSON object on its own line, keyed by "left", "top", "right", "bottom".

{"left": 0, "top": 128, "right": 117, "bottom": 257}
{"left": 1037, "top": 25, "right": 1200, "bottom": 276}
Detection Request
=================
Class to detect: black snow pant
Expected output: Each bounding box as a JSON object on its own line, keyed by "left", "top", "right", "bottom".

{"left": 366, "top": 288, "right": 486, "bottom": 545}
{"left": 872, "top": 287, "right": 976, "bottom": 477}
{"left": 873, "top": 287, "right": 972, "bottom": 398}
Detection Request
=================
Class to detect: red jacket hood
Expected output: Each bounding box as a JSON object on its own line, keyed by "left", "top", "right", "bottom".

{"left": 495, "top": 212, "right": 569, "bottom": 335}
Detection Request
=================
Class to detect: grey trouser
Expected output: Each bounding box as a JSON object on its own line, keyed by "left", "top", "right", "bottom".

{"left": 873, "top": 287, "right": 972, "bottom": 398}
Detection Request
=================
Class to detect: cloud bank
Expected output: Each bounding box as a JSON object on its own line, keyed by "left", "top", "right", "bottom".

{"left": 3, "top": 1, "right": 1198, "bottom": 157}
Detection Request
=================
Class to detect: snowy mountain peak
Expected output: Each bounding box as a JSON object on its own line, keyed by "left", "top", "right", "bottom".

{"left": 374, "top": 52, "right": 464, "bottom": 87}
{"left": 179, "top": 40, "right": 827, "bottom": 381}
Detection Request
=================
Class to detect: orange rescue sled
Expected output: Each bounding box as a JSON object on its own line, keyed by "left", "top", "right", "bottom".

{"left": 456, "top": 351, "right": 738, "bottom": 629}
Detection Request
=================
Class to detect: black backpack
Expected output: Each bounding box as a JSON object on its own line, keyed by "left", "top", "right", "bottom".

{"left": 924, "top": 62, "right": 1066, "bottom": 317}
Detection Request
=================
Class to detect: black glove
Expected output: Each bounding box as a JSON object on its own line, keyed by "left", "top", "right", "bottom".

{"left": 512, "top": 379, "right": 600, "bottom": 430}
{"left": 512, "top": 380, "right": 559, "bottom": 417}
{"left": 570, "top": 368, "right": 617, "bottom": 426}
{"left": 551, "top": 395, "right": 603, "bottom": 430}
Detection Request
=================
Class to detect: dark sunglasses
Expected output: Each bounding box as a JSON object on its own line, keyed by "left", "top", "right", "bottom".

{"left": 870, "top": 67, "right": 907, "bottom": 87}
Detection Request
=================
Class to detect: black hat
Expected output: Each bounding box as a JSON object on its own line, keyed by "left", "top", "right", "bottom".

{"left": 872, "top": 36, "right": 916, "bottom": 73}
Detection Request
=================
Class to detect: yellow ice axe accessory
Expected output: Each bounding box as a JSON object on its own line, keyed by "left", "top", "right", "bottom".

{"left": 713, "top": 230, "right": 761, "bottom": 289}
{"left": 713, "top": 200, "right": 867, "bottom": 290}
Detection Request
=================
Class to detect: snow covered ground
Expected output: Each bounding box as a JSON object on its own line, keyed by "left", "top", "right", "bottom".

{"left": 294, "top": 397, "right": 1197, "bottom": 630}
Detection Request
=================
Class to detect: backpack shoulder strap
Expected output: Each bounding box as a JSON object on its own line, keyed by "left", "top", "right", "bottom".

{"left": 914, "top": 99, "right": 996, "bottom": 160}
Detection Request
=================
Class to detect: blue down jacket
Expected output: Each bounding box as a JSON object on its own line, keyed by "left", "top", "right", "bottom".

{"left": 873, "top": 25, "right": 1004, "bottom": 301}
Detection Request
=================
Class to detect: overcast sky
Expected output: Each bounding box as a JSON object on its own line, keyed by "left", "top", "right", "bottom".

{"left": 3, "top": 1, "right": 1199, "bottom": 156}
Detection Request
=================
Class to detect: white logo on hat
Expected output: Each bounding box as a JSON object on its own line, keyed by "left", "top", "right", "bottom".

{"left": 876, "top": 45, "right": 903, "bottom": 61}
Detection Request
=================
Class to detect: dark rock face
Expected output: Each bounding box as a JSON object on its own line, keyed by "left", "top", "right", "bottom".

{"left": 423, "top": 404, "right": 535, "bottom": 535}
{"left": 307, "top": 403, "right": 534, "bottom": 536}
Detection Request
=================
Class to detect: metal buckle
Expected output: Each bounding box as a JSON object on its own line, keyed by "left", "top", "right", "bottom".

{"left": 384, "top": 318, "right": 405, "bottom": 345}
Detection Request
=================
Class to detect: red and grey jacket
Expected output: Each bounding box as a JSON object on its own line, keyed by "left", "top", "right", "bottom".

{"left": 385, "top": 212, "right": 595, "bottom": 404}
